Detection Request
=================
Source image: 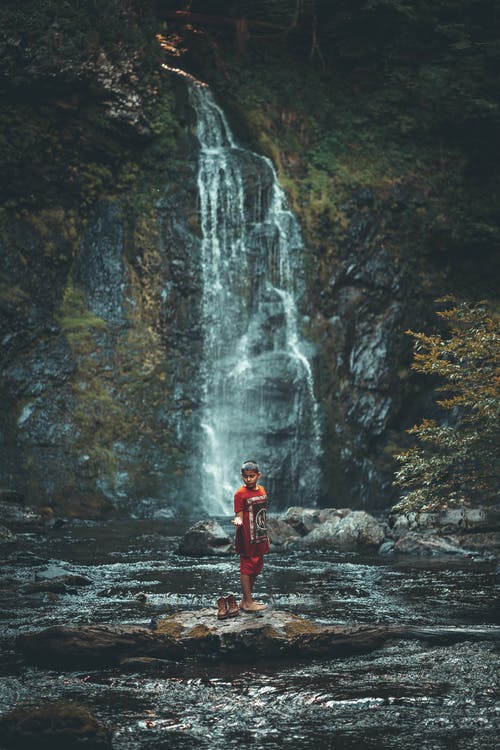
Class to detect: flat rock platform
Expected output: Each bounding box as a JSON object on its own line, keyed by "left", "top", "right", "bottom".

{"left": 16, "top": 609, "right": 499, "bottom": 669}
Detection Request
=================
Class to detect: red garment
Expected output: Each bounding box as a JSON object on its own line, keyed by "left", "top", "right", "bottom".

{"left": 239, "top": 555, "right": 264, "bottom": 576}
{"left": 234, "top": 484, "right": 270, "bottom": 557}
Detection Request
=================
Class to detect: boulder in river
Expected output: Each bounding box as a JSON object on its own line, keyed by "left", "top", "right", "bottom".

{"left": 394, "top": 532, "right": 478, "bottom": 557}
{"left": 0, "top": 701, "right": 112, "bottom": 749}
{"left": 268, "top": 507, "right": 386, "bottom": 550}
{"left": 16, "top": 609, "right": 500, "bottom": 669}
{"left": 16, "top": 610, "right": 395, "bottom": 667}
{"left": 388, "top": 505, "right": 500, "bottom": 557}
{"left": 177, "top": 519, "right": 233, "bottom": 556}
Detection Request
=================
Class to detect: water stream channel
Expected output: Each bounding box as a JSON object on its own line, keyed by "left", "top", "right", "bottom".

{"left": 1, "top": 518, "right": 498, "bottom": 749}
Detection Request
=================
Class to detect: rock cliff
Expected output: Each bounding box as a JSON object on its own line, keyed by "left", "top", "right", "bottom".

{"left": 1, "top": 3, "right": 497, "bottom": 515}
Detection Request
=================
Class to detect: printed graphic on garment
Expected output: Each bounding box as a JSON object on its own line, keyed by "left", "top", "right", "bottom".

{"left": 246, "top": 495, "right": 268, "bottom": 545}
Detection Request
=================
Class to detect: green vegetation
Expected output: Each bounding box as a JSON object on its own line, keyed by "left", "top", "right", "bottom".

{"left": 0, "top": 1, "right": 185, "bottom": 210}
{"left": 182, "top": 0, "right": 498, "bottom": 295}
{"left": 59, "top": 286, "right": 107, "bottom": 334}
{"left": 393, "top": 298, "right": 499, "bottom": 513}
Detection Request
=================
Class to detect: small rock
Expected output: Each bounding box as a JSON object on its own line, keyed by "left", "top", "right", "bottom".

{"left": 119, "top": 656, "right": 175, "bottom": 673}
{"left": 379, "top": 540, "right": 395, "bottom": 555}
{"left": 36, "top": 566, "right": 91, "bottom": 583}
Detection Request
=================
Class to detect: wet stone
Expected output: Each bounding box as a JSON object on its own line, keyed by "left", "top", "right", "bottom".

{"left": 0, "top": 700, "right": 112, "bottom": 749}
{"left": 176, "top": 520, "right": 233, "bottom": 556}
{"left": 16, "top": 609, "right": 401, "bottom": 668}
{"left": 21, "top": 575, "right": 93, "bottom": 594}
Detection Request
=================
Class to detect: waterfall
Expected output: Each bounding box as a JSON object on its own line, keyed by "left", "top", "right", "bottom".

{"left": 189, "top": 82, "right": 321, "bottom": 515}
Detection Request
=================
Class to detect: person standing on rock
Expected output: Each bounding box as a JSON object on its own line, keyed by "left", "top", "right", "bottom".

{"left": 231, "top": 459, "right": 270, "bottom": 612}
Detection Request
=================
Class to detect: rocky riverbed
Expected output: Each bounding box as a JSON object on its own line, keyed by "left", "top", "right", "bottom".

{"left": 0, "top": 514, "right": 499, "bottom": 749}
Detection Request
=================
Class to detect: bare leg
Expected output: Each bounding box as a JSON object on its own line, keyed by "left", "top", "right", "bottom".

{"left": 240, "top": 573, "right": 267, "bottom": 611}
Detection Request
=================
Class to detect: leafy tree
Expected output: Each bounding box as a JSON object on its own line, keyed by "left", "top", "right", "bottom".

{"left": 393, "top": 297, "right": 499, "bottom": 513}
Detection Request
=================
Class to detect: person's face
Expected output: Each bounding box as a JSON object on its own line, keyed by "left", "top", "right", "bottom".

{"left": 241, "top": 470, "right": 260, "bottom": 490}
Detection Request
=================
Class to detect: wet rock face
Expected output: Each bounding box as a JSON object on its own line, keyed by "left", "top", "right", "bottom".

{"left": 74, "top": 202, "right": 126, "bottom": 324}
{"left": 0, "top": 159, "right": 203, "bottom": 514}
{"left": 0, "top": 83, "right": 463, "bottom": 516}
{"left": 309, "top": 187, "right": 424, "bottom": 508}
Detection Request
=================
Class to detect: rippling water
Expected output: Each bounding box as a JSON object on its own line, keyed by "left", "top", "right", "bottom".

{"left": 1, "top": 519, "right": 499, "bottom": 749}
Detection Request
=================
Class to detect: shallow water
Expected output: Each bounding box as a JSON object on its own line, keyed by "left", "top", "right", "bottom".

{"left": 1, "top": 519, "right": 499, "bottom": 749}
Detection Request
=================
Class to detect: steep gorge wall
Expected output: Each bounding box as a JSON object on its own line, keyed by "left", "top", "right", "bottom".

{"left": 1, "top": 6, "right": 497, "bottom": 515}
{"left": 1, "top": 160, "right": 204, "bottom": 516}
{"left": 0, "top": 6, "right": 206, "bottom": 515}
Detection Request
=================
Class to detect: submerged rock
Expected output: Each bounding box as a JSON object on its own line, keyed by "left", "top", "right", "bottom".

{"left": 177, "top": 520, "right": 233, "bottom": 556}
{"left": 0, "top": 524, "right": 16, "bottom": 544}
{"left": 0, "top": 701, "right": 112, "bottom": 749}
{"left": 0, "top": 488, "right": 25, "bottom": 504}
{"left": 21, "top": 575, "right": 93, "bottom": 595}
{"left": 0, "top": 500, "right": 44, "bottom": 527}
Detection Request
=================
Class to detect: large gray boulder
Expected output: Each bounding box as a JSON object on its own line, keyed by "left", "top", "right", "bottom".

{"left": 332, "top": 510, "right": 386, "bottom": 549}
{"left": 268, "top": 507, "right": 386, "bottom": 550}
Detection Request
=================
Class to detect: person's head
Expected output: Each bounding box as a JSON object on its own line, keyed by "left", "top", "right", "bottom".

{"left": 241, "top": 460, "right": 261, "bottom": 489}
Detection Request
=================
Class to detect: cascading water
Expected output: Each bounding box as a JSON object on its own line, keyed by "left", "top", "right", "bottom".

{"left": 189, "top": 81, "right": 321, "bottom": 515}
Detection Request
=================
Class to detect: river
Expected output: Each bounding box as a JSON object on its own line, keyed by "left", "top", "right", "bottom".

{"left": 1, "top": 518, "right": 498, "bottom": 749}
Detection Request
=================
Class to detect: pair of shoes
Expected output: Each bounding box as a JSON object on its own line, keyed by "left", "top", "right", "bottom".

{"left": 216, "top": 594, "right": 240, "bottom": 620}
{"left": 217, "top": 596, "right": 228, "bottom": 620}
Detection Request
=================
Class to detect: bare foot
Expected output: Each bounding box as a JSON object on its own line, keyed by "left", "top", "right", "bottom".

{"left": 240, "top": 600, "right": 267, "bottom": 612}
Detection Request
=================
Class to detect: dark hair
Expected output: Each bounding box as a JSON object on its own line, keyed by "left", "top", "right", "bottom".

{"left": 241, "top": 460, "right": 259, "bottom": 473}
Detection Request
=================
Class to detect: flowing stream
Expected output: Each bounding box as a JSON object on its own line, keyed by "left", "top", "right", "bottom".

{"left": 1, "top": 519, "right": 499, "bottom": 749}
{"left": 189, "top": 83, "right": 321, "bottom": 515}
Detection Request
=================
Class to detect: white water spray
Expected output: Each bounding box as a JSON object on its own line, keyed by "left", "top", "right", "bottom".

{"left": 189, "top": 82, "right": 321, "bottom": 514}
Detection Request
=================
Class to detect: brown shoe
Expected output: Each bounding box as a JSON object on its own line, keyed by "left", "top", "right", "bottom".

{"left": 226, "top": 594, "right": 239, "bottom": 617}
{"left": 217, "top": 596, "right": 228, "bottom": 620}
